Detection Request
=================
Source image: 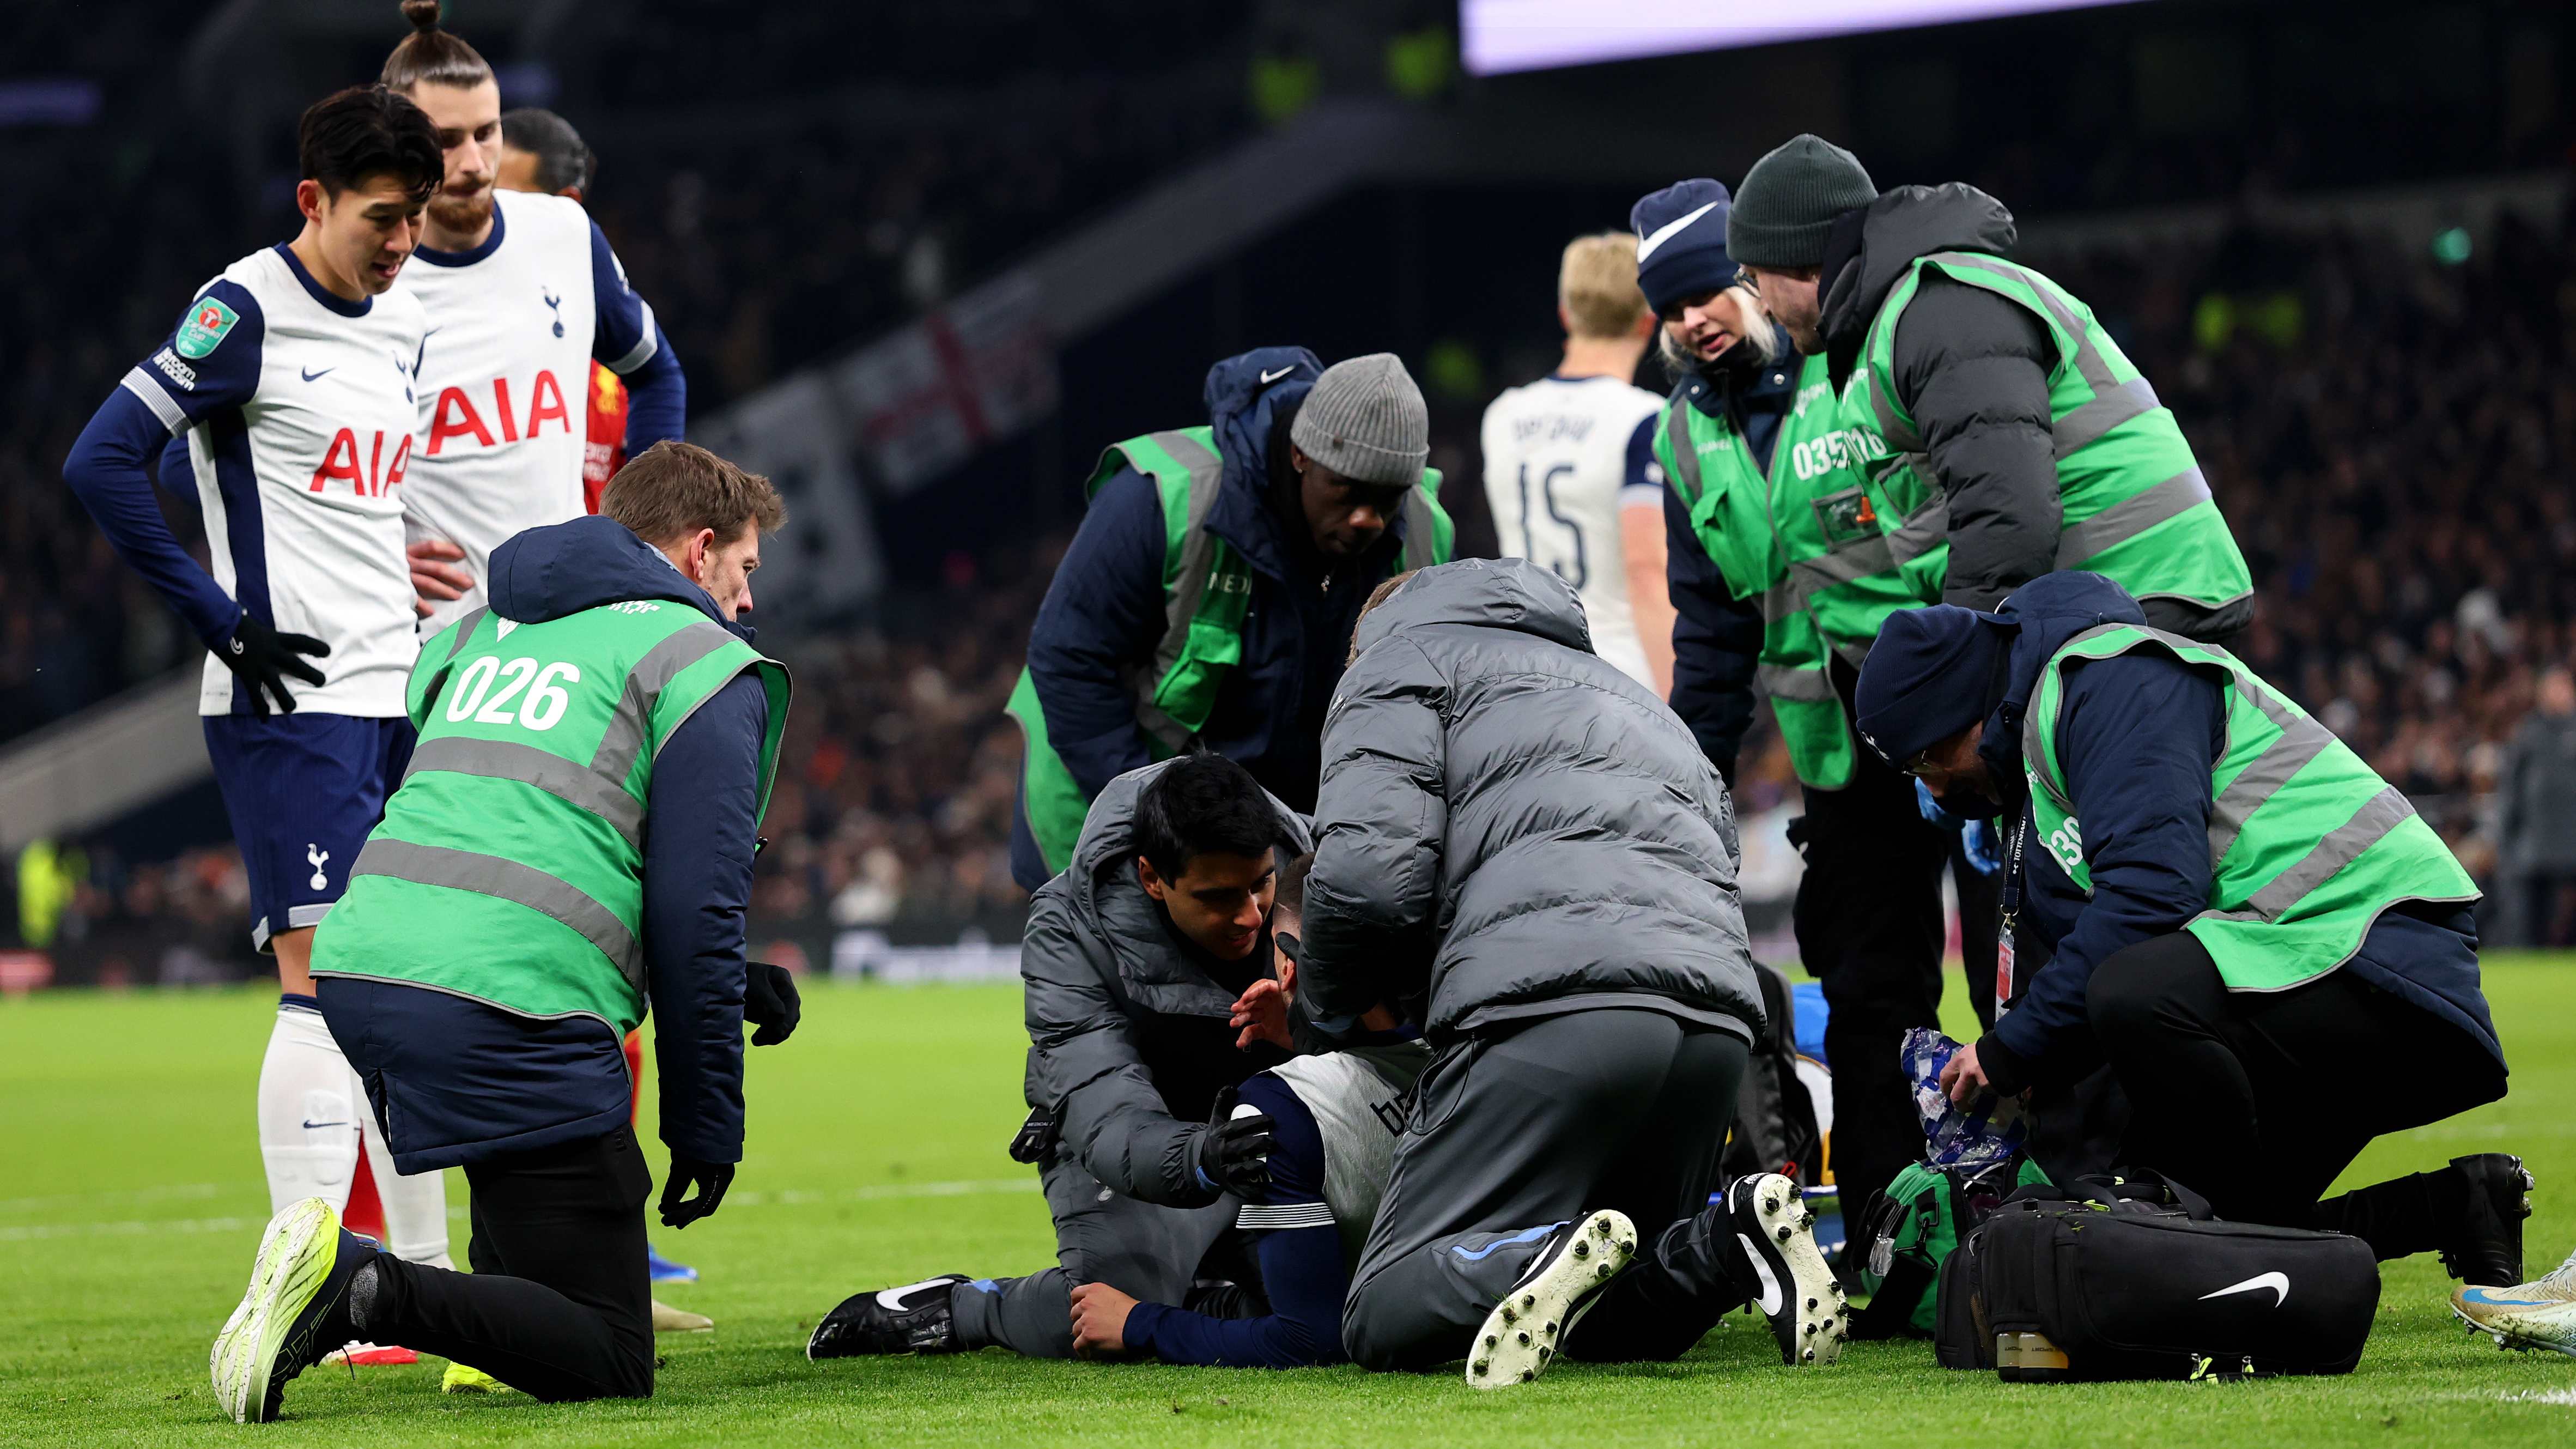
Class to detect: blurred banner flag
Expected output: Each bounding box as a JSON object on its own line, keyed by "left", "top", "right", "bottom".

{"left": 835, "top": 269, "right": 1059, "bottom": 496}
{"left": 1460, "top": 0, "right": 2146, "bottom": 76}
{"left": 692, "top": 372, "right": 886, "bottom": 614}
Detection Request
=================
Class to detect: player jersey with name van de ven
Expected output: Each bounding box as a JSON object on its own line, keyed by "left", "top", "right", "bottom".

{"left": 395, "top": 189, "right": 669, "bottom": 627}
{"left": 119, "top": 245, "right": 427, "bottom": 717}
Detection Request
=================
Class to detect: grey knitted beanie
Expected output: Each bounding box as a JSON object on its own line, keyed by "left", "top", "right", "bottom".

{"left": 1290, "top": 353, "right": 1429, "bottom": 486}
{"left": 1728, "top": 135, "right": 1878, "bottom": 269}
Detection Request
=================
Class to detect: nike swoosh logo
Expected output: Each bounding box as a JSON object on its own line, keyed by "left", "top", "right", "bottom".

{"left": 1636, "top": 199, "right": 1720, "bottom": 263}
{"left": 874, "top": 1278, "right": 956, "bottom": 1312}
{"left": 1738, "top": 1232, "right": 1784, "bottom": 1315}
{"left": 2198, "top": 1271, "right": 2289, "bottom": 1307}
{"left": 300, "top": 366, "right": 335, "bottom": 383}
{"left": 1259, "top": 365, "right": 1296, "bottom": 385}
{"left": 300, "top": 1119, "right": 347, "bottom": 1130}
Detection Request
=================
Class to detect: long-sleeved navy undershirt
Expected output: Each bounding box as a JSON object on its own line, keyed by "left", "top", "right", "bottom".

{"left": 1122, "top": 1072, "right": 1348, "bottom": 1367}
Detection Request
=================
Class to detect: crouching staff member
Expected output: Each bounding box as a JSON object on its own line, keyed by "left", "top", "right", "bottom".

{"left": 1854, "top": 569, "right": 2532, "bottom": 1285}
{"left": 1066, "top": 853, "right": 1429, "bottom": 1367}
{"left": 208, "top": 442, "right": 796, "bottom": 1421}
{"left": 1304, "top": 560, "right": 1846, "bottom": 1388}
{"left": 1006, "top": 350, "right": 1452, "bottom": 889}
{"left": 809, "top": 753, "right": 1305, "bottom": 1360}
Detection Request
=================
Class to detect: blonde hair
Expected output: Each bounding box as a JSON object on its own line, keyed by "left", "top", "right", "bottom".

{"left": 1656, "top": 284, "right": 1782, "bottom": 373}
{"left": 1559, "top": 233, "right": 1650, "bottom": 341}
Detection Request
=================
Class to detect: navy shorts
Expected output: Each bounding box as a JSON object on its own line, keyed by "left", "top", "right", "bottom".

{"left": 202, "top": 713, "right": 416, "bottom": 952}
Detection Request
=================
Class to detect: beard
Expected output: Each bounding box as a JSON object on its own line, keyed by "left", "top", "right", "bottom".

{"left": 428, "top": 185, "right": 494, "bottom": 237}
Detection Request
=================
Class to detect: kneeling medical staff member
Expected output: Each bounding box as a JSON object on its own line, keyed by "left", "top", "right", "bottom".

{"left": 208, "top": 441, "right": 794, "bottom": 1421}
{"left": 1303, "top": 560, "right": 1844, "bottom": 1386}
{"left": 1855, "top": 569, "right": 2531, "bottom": 1286}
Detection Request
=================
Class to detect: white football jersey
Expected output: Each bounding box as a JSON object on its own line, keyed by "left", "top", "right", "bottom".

{"left": 1480, "top": 374, "right": 1668, "bottom": 687}
{"left": 120, "top": 246, "right": 426, "bottom": 717}
{"left": 394, "top": 190, "right": 664, "bottom": 626}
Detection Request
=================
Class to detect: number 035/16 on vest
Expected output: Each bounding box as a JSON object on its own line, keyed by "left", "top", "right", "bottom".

{"left": 311, "top": 602, "right": 792, "bottom": 1033}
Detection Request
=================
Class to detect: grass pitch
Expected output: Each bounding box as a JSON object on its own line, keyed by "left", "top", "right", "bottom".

{"left": 4, "top": 961, "right": 2574, "bottom": 1447}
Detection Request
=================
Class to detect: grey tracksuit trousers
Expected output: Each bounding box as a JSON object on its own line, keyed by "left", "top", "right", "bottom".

{"left": 949, "top": 1149, "right": 1249, "bottom": 1357}
{"left": 1340, "top": 1007, "right": 1754, "bottom": 1371}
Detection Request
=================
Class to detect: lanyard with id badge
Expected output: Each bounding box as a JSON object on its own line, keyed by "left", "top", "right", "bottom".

{"left": 1994, "top": 811, "right": 2029, "bottom": 1023}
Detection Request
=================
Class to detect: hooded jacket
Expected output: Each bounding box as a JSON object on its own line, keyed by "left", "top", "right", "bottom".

{"left": 1020, "top": 758, "right": 1312, "bottom": 1207}
{"left": 318, "top": 514, "right": 770, "bottom": 1172}
{"left": 1817, "top": 187, "right": 2253, "bottom": 641}
{"left": 1954, "top": 571, "right": 2499, "bottom": 1092}
{"left": 1299, "top": 557, "right": 1763, "bottom": 1044}
{"left": 1015, "top": 348, "right": 1426, "bottom": 888}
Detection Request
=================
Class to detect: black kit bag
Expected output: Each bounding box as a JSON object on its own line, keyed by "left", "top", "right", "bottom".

{"left": 1934, "top": 1173, "right": 2381, "bottom": 1381}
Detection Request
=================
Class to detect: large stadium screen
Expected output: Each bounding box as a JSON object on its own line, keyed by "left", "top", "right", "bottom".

{"left": 1461, "top": 0, "right": 2151, "bottom": 76}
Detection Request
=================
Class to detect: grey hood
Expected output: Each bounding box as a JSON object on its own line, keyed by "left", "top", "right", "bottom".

{"left": 1301, "top": 557, "right": 1762, "bottom": 1043}
{"left": 1821, "top": 183, "right": 2019, "bottom": 354}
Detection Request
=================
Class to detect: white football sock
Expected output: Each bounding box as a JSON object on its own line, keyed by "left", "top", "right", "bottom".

{"left": 257, "top": 1001, "right": 360, "bottom": 1215}
{"left": 359, "top": 1107, "right": 453, "bottom": 1268}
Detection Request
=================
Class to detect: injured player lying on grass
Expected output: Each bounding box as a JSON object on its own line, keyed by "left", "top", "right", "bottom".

{"left": 808, "top": 852, "right": 1844, "bottom": 1375}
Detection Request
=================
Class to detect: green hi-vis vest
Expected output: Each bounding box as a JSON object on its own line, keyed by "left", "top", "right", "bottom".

{"left": 1657, "top": 353, "right": 1947, "bottom": 790}
{"left": 1850, "top": 252, "right": 2253, "bottom": 613}
{"left": 1006, "top": 426, "right": 1454, "bottom": 877}
{"left": 2024, "top": 624, "right": 2477, "bottom": 993}
{"left": 311, "top": 602, "right": 792, "bottom": 1032}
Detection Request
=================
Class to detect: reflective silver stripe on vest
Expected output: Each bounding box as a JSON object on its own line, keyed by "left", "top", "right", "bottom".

{"left": 590, "top": 621, "right": 743, "bottom": 784}
{"left": 1661, "top": 403, "right": 1704, "bottom": 507}
{"left": 442, "top": 607, "right": 491, "bottom": 664}
{"left": 1757, "top": 662, "right": 1836, "bottom": 704}
{"left": 1795, "top": 535, "right": 1897, "bottom": 590}
{"left": 1887, "top": 492, "right": 1950, "bottom": 565}
{"left": 404, "top": 737, "right": 645, "bottom": 849}
{"left": 1134, "top": 431, "right": 1229, "bottom": 753}
{"left": 2206, "top": 677, "right": 2334, "bottom": 861}
{"left": 2053, "top": 468, "right": 2212, "bottom": 567}
{"left": 2026, "top": 625, "right": 2429, "bottom": 920}
{"left": 2051, "top": 377, "right": 2161, "bottom": 459}
{"left": 2198, "top": 784, "right": 2421, "bottom": 929}
{"left": 351, "top": 838, "right": 643, "bottom": 993}
{"left": 1920, "top": 252, "right": 2172, "bottom": 462}
{"left": 1863, "top": 361, "right": 1923, "bottom": 455}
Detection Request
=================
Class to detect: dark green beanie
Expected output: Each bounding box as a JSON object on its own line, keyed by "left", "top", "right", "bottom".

{"left": 1728, "top": 135, "right": 1878, "bottom": 269}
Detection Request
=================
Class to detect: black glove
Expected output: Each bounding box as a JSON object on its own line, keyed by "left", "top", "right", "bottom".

{"left": 1193, "top": 1111, "right": 1275, "bottom": 1197}
{"left": 215, "top": 613, "right": 327, "bottom": 716}
{"left": 659, "top": 1155, "right": 736, "bottom": 1229}
{"left": 743, "top": 960, "right": 801, "bottom": 1046}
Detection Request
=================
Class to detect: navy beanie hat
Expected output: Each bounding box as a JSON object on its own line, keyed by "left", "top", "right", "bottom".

{"left": 1629, "top": 179, "right": 1736, "bottom": 317}
{"left": 1854, "top": 605, "right": 2016, "bottom": 768}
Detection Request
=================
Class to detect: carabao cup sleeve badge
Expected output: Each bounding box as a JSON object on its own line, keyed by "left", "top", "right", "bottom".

{"left": 175, "top": 296, "right": 240, "bottom": 359}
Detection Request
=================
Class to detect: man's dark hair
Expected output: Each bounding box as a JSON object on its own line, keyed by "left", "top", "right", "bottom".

{"left": 297, "top": 86, "right": 443, "bottom": 202}
{"left": 1135, "top": 753, "right": 1277, "bottom": 882}
{"left": 502, "top": 107, "right": 595, "bottom": 196}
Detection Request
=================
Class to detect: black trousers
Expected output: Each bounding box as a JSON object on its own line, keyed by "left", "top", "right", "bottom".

{"left": 1340, "top": 1010, "right": 1749, "bottom": 1370}
{"left": 2087, "top": 931, "right": 2506, "bottom": 1254}
{"left": 1791, "top": 737, "right": 1952, "bottom": 1228}
{"left": 365, "top": 1126, "right": 656, "bottom": 1401}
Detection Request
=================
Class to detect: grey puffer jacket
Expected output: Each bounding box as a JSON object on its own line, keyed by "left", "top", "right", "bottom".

{"left": 1019, "top": 759, "right": 1313, "bottom": 1208}
{"left": 1299, "top": 557, "right": 1763, "bottom": 1045}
